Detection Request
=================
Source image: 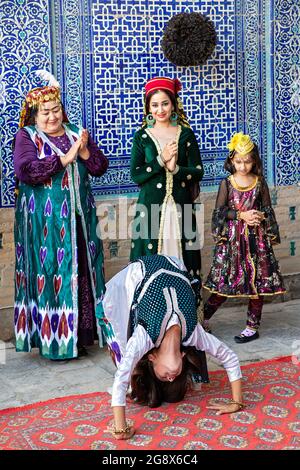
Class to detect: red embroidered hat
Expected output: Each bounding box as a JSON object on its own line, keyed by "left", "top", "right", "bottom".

{"left": 145, "top": 77, "right": 182, "bottom": 96}
{"left": 19, "top": 70, "right": 69, "bottom": 128}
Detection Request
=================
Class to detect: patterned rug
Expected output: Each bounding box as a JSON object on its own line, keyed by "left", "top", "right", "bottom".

{"left": 0, "top": 356, "right": 299, "bottom": 450}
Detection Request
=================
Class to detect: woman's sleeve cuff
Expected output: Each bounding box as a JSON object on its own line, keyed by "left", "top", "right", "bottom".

{"left": 157, "top": 154, "right": 164, "bottom": 167}
{"left": 171, "top": 164, "right": 179, "bottom": 175}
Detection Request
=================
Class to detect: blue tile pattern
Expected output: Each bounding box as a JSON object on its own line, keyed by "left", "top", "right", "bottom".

{"left": 274, "top": 0, "right": 300, "bottom": 186}
{"left": 0, "top": 0, "right": 51, "bottom": 207}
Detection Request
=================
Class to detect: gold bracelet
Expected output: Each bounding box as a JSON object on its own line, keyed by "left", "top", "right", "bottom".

{"left": 236, "top": 211, "right": 241, "bottom": 221}
{"left": 229, "top": 400, "right": 245, "bottom": 410}
{"left": 112, "top": 424, "right": 131, "bottom": 434}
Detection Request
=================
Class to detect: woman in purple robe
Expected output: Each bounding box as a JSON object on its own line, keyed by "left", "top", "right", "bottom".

{"left": 14, "top": 72, "right": 108, "bottom": 360}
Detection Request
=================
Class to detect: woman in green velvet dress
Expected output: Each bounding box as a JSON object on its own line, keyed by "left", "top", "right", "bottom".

{"left": 130, "top": 77, "right": 204, "bottom": 282}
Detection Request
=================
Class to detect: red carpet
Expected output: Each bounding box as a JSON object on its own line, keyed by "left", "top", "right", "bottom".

{"left": 0, "top": 356, "right": 299, "bottom": 450}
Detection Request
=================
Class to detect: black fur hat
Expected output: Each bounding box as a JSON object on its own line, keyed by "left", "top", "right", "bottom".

{"left": 161, "top": 12, "right": 217, "bottom": 66}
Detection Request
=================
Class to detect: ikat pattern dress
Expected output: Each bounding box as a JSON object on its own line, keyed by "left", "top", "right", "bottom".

{"left": 14, "top": 123, "right": 108, "bottom": 359}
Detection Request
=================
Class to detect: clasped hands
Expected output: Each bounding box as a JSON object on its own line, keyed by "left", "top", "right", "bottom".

{"left": 61, "top": 129, "right": 89, "bottom": 167}
{"left": 161, "top": 140, "right": 177, "bottom": 172}
{"left": 239, "top": 209, "right": 265, "bottom": 227}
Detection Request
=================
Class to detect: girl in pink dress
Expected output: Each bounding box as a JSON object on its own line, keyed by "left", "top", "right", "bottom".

{"left": 203, "top": 132, "right": 285, "bottom": 343}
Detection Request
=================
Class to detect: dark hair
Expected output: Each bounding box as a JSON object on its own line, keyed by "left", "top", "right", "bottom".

{"left": 130, "top": 346, "right": 202, "bottom": 408}
{"left": 25, "top": 107, "right": 39, "bottom": 126}
{"left": 224, "top": 143, "right": 263, "bottom": 176}
{"left": 145, "top": 89, "right": 178, "bottom": 116}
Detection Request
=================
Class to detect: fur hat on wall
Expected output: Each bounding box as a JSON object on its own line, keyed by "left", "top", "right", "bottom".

{"left": 161, "top": 12, "right": 217, "bottom": 67}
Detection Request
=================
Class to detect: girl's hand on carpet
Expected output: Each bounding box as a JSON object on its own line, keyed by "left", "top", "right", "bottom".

{"left": 206, "top": 402, "right": 243, "bottom": 415}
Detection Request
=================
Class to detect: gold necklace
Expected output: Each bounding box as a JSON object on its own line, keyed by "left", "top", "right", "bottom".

{"left": 230, "top": 175, "right": 258, "bottom": 192}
